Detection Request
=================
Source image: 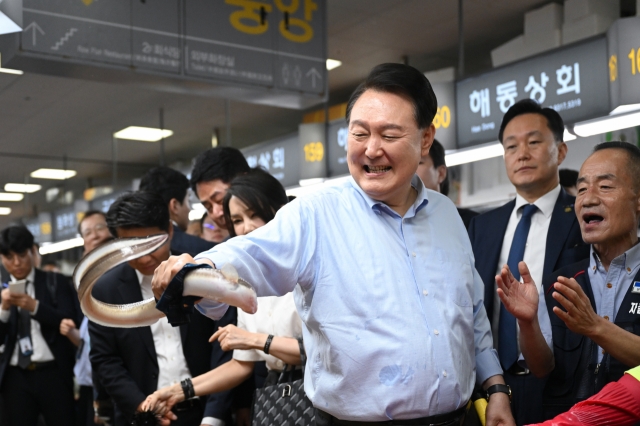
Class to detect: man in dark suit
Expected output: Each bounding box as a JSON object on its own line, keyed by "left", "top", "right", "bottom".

{"left": 416, "top": 139, "right": 478, "bottom": 229}
{"left": 88, "top": 192, "right": 222, "bottom": 426}
{"left": 468, "top": 99, "right": 589, "bottom": 425}
{"left": 139, "top": 166, "right": 217, "bottom": 257}
{"left": 0, "top": 226, "right": 79, "bottom": 426}
{"left": 496, "top": 141, "right": 640, "bottom": 420}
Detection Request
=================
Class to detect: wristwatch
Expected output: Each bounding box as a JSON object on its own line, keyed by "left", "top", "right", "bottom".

{"left": 486, "top": 384, "right": 512, "bottom": 401}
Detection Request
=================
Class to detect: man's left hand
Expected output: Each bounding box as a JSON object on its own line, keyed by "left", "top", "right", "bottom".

{"left": 485, "top": 393, "right": 515, "bottom": 426}
{"left": 551, "top": 276, "right": 601, "bottom": 337}
{"left": 9, "top": 293, "right": 37, "bottom": 312}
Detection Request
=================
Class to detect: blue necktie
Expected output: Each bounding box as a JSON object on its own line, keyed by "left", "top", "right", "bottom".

{"left": 499, "top": 204, "right": 538, "bottom": 369}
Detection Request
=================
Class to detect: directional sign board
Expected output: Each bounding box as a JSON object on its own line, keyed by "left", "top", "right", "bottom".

{"left": 456, "top": 37, "right": 609, "bottom": 147}
{"left": 7, "top": 0, "right": 326, "bottom": 108}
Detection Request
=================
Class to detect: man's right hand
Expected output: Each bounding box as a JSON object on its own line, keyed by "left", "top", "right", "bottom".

{"left": 495, "top": 262, "right": 539, "bottom": 323}
{"left": 151, "top": 254, "right": 196, "bottom": 300}
{"left": 1, "top": 288, "right": 11, "bottom": 310}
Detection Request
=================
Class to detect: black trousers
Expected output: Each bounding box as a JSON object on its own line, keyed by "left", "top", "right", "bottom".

{"left": 1, "top": 365, "right": 75, "bottom": 426}
{"left": 504, "top": 370, "right": 547, "bottom": 426}
{"left": 77, "top": 385, "right": 98, "bottom": 426}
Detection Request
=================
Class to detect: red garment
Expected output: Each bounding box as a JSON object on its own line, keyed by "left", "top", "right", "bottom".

{"left": 529, "top": 374, "right": 640, "bottom": 426}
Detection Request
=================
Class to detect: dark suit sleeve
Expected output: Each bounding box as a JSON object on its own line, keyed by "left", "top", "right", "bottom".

{"left": 203, "top": 306, "right": 237, "bottom": 420}
{"left": 89, "top": 319, "right": 147, "bottom": 419}
{"left": 32, "top": 273, "right": 76, "bottom": 330}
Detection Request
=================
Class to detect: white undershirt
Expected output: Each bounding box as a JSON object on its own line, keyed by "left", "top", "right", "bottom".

{"left": 0, "top": 268, "right": 55, "bottom": 365}
{"left": 493, "top": 185, "right": 560, "bottom": 353}
{"left": 136, "top": 271, "right": 191, "bottom": 390}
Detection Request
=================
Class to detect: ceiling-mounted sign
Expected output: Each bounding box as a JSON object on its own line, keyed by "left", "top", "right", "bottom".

{"left": 299, "top": 122, "right": 326, "bottom": 181}
{"left": 1, "top": 0, "right": 327, "bottom": 109}
{"left": 430, "top": 81, "right": 456, "bottom": 150}
{"left": 327, "top": 119, "right": 349, "bottom": 177}
{"left": 456, "top": 37, "right": 609, "bottom": 148}
{"left": 37, "top": 212, "right": 52, "bottom": 244}
{"left": 242, "top": 133, "right": 300, "bottom": 188}
{"left": 608, "top": 17, "right": 640, "bottom": 111}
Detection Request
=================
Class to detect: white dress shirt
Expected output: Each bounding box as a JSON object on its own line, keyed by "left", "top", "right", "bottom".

{"left": 233, "top": 292, "right": 303, "bottom": 371}
{"left": 0, "top": 268, "right": 55, "bottom": 365}
{"left": 136, "top": 271, "right": 191, "bottom": 390}
{"left": 492, "top": 185, "right": 559, "bottom": 357}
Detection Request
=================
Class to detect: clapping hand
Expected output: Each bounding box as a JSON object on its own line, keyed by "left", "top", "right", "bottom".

{"left": 551, "top": 276, "right": 600, "bottom": 336}
{"left": 495, "top": 262, "right": 539, "bottom": 323}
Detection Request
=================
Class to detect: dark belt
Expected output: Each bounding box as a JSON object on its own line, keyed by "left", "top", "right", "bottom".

{"left": 506, "top": 363, "right": 530, "bottom": 376}
{"left": 316, "top": 404, "right": 467, "bottom": 426}
{"left": 14, "top": 361, "right": 57, "bottom": 371}
{"left": 173, "top": 398, "right": 202, "bottom": 412}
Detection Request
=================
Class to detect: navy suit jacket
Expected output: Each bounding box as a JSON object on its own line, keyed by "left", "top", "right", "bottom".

{"left": 88, "top": 263, "right": 227, "bottom": 425}
{"left": 0, "top": 269, "right": 79, "bottom": 388}
{"left": 171, "top": 225, "right": 215, "bottom": 257}
{"left": 468, "top": 188, "right": 589, "bottom": 323}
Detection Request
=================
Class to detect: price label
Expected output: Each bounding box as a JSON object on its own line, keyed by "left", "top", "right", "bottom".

{"left": 304, "top": 141, "right": 324, "bottom": 162}
{"left": 433, "top": 106, "right": 451, "bottom": 130}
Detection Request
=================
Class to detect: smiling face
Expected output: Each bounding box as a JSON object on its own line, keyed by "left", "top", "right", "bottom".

{"left": 116, "top": 226, "right": 172, "bottom": 276}
{"left": 347, "top": 89, "right": 434, "bottom": 211}
{"left": 228, "top": 196, "right": 266, "bottom": 236}
{"left": 196, "top": 179, "right": 230, "bottom": 229}
{"left": 502, "top": 113, "right": 567, "bottom": 200}
{"left": 576, "top": 149, "right": 640, "bottom": 253}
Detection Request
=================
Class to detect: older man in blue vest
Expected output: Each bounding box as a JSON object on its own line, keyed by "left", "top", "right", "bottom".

{"left": 497, "top": 141, "right": 640, "bottom": 421}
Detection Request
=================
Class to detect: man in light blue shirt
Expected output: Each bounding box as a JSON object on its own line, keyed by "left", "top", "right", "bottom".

{"left": 152, "top": 63, "right": 514, "bottom": 425}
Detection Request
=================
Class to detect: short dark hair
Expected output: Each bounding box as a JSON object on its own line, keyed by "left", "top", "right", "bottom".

{"left": 106, "top": 192, "right": 170, "bottom": 237}
{"left": 0, "top": 226, "right": 35, "bottom": 256}
{"left": 427, "top": 139, "right": 450, "bottom": 196}
{"left": 139, "top": 167, "right": 189, "bottom": 206}
{"left": 222, "top": 168, "right": 289, "bottom": 237}
{"left": 190, "top": 147, "right": 250, "bottom": 195}
{"left": 559, "top": 169, "right": 579, "bottom": 188}
{"left": 592, "top": 141, "right": 640, "bottom": 190}
{"left": 346, "top": 63, "right": 438, "bottom": 129}
{"left": 77, "top": 210, "right": 106, "bottom": 234}
{"left": 498, "top": 99, "right": 564, "bottom": 143}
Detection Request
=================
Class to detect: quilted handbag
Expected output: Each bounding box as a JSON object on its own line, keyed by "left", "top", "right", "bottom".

{"left": 251, "top": 340, "right": 315, "bottom": 426}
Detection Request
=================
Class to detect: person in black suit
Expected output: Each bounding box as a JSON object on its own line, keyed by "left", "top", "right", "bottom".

{"left": 416, "top": 139, "right": 478, "bottom": 229}
{"left": 139, "top": 166, "right": 217, "bottom": 257}
{"left": 88, "top": 192, "right": 221, "bottom": 426}
{"left": 468, "top": 99, "right": 589, "bottom": 425}
{"left": 496, "top": 141, "right": 640, "bottom": 420}
{"left": 0, "top": 226, "right": 79, "bottom": 426}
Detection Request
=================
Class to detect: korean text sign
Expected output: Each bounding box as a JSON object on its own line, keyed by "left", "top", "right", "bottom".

{"left": 456, "top": 37, "right": 609, "bottom": 148}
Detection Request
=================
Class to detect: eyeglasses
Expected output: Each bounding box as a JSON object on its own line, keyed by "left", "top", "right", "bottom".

{"left": 203, "top": 223, "right": 217, "bottom": 230}
{"left": 81, "top": 223, "right": 108, "bottom": 238}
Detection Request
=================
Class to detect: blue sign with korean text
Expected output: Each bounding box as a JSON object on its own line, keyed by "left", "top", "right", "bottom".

{"left": 456, "top": 37, "right": 609, "bottom": 148}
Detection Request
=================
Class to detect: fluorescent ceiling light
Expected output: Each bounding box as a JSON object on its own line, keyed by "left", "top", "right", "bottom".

{"left": 573, "top": 110, "right": 640, "bottom": 137}
{"left": 30, "top": 168, "right": 77, "bottom": 180}
{"left": 445, "top": 142, "right": 504, "bottom": 167}
{"left": 563, "top": 128, "right": 576, "bottom": 142}
{"left": 0, "top": 193, "right": 23, "bottom": 201}
{"left": 0, "top": 207, "right": 11, "bottom": 215}
{"left": 326, "top": 59, "right": 342, "bottom": 71}
{"left": 610, "top": 103, "right": 640, "bottom": 115}
{"left": 114, "top": 126, "right": 174, "bottom": 142}
{"left": 39, "top": 237, "right": 84, "bottom": 255}
{"left": 0, "top": 67, "right": 23, "bottom": 75}
{"left": 4, "top": 183, "right": 42, "bottom": 193}
{"left": 188, "top": 203, "right": 207, "bottom": 221}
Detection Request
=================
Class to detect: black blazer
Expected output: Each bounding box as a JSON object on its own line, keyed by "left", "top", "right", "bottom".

{"left": 0, "top": 269, "right": 79, "bottom": 388}
{"left": 88, "top": 263, "right": 220, "bottom": 425}
{"left": 171, "top": 225, "right": 216, "bottom": 258}
{"left": 468, "top": 188, "right": 589, "bottom": 323}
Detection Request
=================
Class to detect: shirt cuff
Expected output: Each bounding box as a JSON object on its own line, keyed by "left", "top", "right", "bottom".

{"left": 30, "top": 300, "right": 39, "bottom": 316}
{"left": 200, "top": 417, "right": 225, "bottom": 426}
{"left": 0, "top": 309, "right": 9, "bottom": 323}
{"left": 475, "top": 347, "right": 503, "bottom": 386}
{"left": 195, "top": 300, "right": 229, "bottom": 321}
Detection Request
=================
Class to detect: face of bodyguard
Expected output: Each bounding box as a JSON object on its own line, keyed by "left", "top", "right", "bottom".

{"left": 576, "top": 148, "right": 640, "bottom": 254}
{"left": 347, "top": 90, "right": 434, "bottom": 208}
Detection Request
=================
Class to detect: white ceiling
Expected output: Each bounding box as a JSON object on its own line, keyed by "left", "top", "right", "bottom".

{"left": 0, "top": 0, "right": 551, "bottom": 226}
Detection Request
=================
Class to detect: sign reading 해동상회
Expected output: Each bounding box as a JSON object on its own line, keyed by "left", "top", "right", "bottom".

{"left": 456, "top": 36, "right": 609, "bottom": 148}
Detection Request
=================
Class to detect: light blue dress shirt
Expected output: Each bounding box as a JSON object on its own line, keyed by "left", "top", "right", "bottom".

{"left": 74, "top": 317, "right": 93, "bottom": 387}
{"left": 196, "top": 176, "right": 501, "bottom": 421}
